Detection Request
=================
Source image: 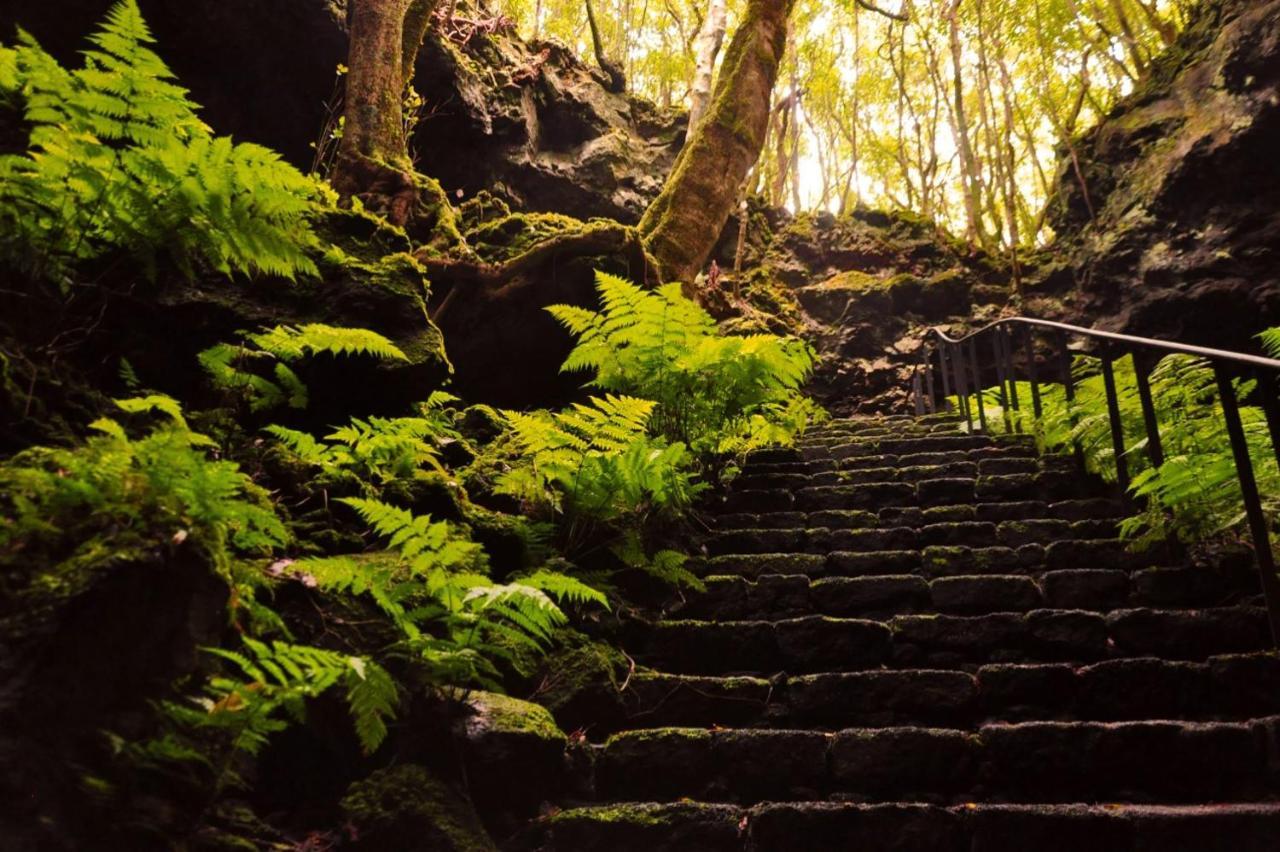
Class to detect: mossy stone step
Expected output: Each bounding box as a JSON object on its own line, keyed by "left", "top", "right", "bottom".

{"left": 695, "top": 537, "right": 1162, "bottom": 581}
{"left": 634, "top": 607, "right": 1272, "bottom": 675}
{"left": 591, "top": 719, "right": 1275, "bottom": 804}
{"left": 551, "top": 653, "right": 1280, "bottom": 738}
{"left": 677, "top": 565, "right": 1260, "bottom": 620}
{"left": 638, "top": 616, "right": 892, "bottom": 675}
{"left": 528, "top": 801, "right": 1280, "bottom": 852}
{"left": 705, "top": 519, "right": 1118, "bottom": 556}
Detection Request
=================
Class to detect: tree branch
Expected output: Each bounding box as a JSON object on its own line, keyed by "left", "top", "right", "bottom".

{"left": 854, "top": 0, "right": 908, "bottom": 22}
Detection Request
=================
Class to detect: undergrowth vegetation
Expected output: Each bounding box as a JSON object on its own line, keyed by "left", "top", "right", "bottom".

{"left": 0, "top": 0, "right": 326, "bottom": 284}
{"left": 0, "top": 4, "right": 824, "bottom": 847}
{"left": 963, "top": 333, "right": 1280, "bottom": 552}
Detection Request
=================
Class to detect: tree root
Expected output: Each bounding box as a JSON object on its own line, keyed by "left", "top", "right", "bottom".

{"left": 422, "top": 222, "right": 658, "bottom": 321}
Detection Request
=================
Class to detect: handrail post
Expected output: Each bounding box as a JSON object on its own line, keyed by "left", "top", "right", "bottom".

{"left": 951, "top": 342, "right": 973, "bottom": 430}
{"left": 1003, "top": 327, "right": 1022, "bottom": 432}
{"left": 924, "top": 350, "right": 937, "bottom": 414}
{"left": 1134, "top": 352, "right": 1165, "bottom": 469}
{"left": 968, "top": 338, "right": 988, "bottom": 433}
{"left": 1057, "top": 331, "right": 1085, "bottom": 472}
{"left": 992, "top": 331, "right": 1013, "bottom": 434}
{"left": 1100, "top": 347, "right": 1130, "bottom": 490}
{"left": 938, "top": 342, "right": 953, "bottom": 410}
{"left": 1024, "top": 327, "right": 1043, "bottom": 420}
{"left": 1216, "top": 365, "right": 1280, "bottom": 647}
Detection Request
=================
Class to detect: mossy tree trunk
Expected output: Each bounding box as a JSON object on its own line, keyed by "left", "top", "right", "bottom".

{"left": 639, "top": 0, "right": 797, "bottom": 288}
{"left": 331, "top": 0, "right": 441, "bottom": 227}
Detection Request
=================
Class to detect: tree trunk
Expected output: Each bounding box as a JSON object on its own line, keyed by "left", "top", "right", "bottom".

{"left": 687, "top": 0, "right": 727, "bottom": 133}
{"left": 947, "top": 0, "right": 989, "bottom": 250}
{"left": 640, "top": 0, "right": 797, "bottom": 287}
{"left": 331, "top": 0, "right": 440, "bottom": 227}
{"left": 585, "top": 0, "right": 627, "bottom": 92}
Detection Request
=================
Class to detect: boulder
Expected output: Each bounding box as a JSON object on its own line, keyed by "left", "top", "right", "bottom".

{"left": 341, "top": 764, "right": 498, "bottom": 852}
{"left": 453, "top": 691, "right": 568, "bottom": 816}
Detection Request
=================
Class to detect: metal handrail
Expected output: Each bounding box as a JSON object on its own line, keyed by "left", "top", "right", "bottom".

{"left": 910, "top": 316, "right": 1280, "bottom": 646}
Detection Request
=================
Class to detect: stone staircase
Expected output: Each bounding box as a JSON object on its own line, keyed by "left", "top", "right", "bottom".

{"left": 523, "top": 415, "right": 1280, "bottom": 851}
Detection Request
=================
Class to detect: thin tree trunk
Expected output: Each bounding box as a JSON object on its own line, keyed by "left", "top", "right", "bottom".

{"left": 332, "top": 0, "right": 441, "bottom": 225}
{"left": 585, "top": 0, "right": 627, "bottom": 92}
{"left": 947, "top": 0, "right": 988, "bottom": 249}
{"left": 688, "top": 0, "right": 728, "bottom": 133}
{"left": 640, "top": 0, "right": 798, "bottom": 287}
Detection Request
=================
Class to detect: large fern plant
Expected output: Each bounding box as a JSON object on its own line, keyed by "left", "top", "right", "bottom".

{"left": 199, "top": 324, "right": 408, "bottom": 413}
{"left": 966, "top": 331, "right": 1280, "bottom": 551}
{"left": 294, "top": 498, "right": 606, "bottom": 689}
{"left": 0, "top": 394, "right": 287, "bottom": 596}
{"left": 548, "top": 271, "right": 823, "bottom": 458}
{"left": 0, "top": 0, "right": 326, "bottom": 283}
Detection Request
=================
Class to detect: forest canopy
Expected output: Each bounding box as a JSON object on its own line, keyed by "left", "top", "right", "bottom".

{"left": 498, "top": 0, "right": 1187, "bottom": 249}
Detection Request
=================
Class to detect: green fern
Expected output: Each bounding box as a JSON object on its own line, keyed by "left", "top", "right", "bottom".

{"left": 0, "top": 0, "right": 326, "bottom": 282}
{"left": 200, "top": 324, "right": 406, "bottom": 413}
{"left": 548, "top": 271, "right": 822, "bottom": 459}
{"left": 292, "top": 498, "right": 603, "bottom": 689}
{"left": 0, "top": 394, "right": 287, "bottom": 595}
{"left": 1260, "top": 328, "right": 1280, "bottom": 360}
{"left": 135, "top": 638, "right": 396, "bottom": 798}
{"left": 246, "top": 324, "right": 408, "bottom": 363}
{"left": 962, "top": 337, "right": 1280, "bottom": 551}
{"left": 496, "top": 394, "right": 705, "bottom": 524}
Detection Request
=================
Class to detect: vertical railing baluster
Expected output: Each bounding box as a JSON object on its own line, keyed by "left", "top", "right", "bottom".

{"left": 951, "top": 343, "right": 975, "bottom": 432}
{"left": 915, "top": 347, "right": 929, "bottom": 415}
{"left": 1003, "top": 327, "right": 1022, "bottom": 432}
{"left": 1024, "top": 327, "right": 1043, "bottom": 420}
{"left": 938, "top": 342, "right": 953, "bottom": 410}
{"left": 1216, "top": 365, "right": 1280, "bottom": 646}
{"left": 993, "top": 330, "right": 1013, "bottom": 434}
{"left": 1057, "top": 331, "right": 1085, "bottom": 471}
{"left": 968, "top": 338, "right": 988, "bottom": 433}
{"left": 1100, "top": 348, "right": 1130, "bottom": 490}
{"left": 924, "top": 353, "right": 937, "bottom": 414}
{"left": 1134, "top": 353, "right": 1165, "bottom": 469}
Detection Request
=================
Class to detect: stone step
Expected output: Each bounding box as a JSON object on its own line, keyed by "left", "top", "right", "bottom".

{"left": 674, "top": 566, "right": 1261, "bottom": 620}
{"left": 709, "top": 498, "right": 1129, "bottom": 532}
{"left": 705, "top": 519, "right": 1118, "bottom": 556}
{"left": 802, "top": 434, "right": 1036, "bottom": 460}
{"left": 694, "top": 538, "right": 1169, "bottom": 580}
{"left": 711, "top": 473, "right": 1103, "bottom": 514}
{"left": 633, "top": 607, "right": 1273, "bottom": 675}
{"left": 591, "top": 718, "right": 1279, "bottom": 804}
{"left": 739, "top": 445, "right": 1046, "bottom": 477}
{"left": 737, "top": 457, "right": 1079, "bottom": 490}
{"left": 527, "top": 801, "right": 1280, "bottom": 852}
{"left": 554, "top": 654, "right": 1280, "bottom": 736}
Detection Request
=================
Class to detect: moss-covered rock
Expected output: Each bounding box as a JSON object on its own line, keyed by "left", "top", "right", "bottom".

{"left": 144, "top": 207, "right": 452, "bottom": 428}
{"left": 341, "top": 764, "right": 497, "bottom": 852}
{"left": 453, "top": 690, "right": 568, "bottom": 817}
{"left": 532, "top": 637, "right": 630, "bottom": 734}
{"left": 464, "top": 212, "right": 591, "bottom": 263}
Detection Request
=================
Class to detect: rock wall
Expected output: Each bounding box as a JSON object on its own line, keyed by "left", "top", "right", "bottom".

{"left": 714, "top": 208, "right": 1017, "bottom": 415}
{"left": 1044, "top": 0, "right": 1280, "bottom": 351}
{"left": 0, "top": 0, "right": 683, "bottom": 223}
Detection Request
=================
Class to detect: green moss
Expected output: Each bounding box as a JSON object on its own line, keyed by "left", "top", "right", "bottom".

{"left": 411, "top": 172, "right": 467, "bottom": 255}
{"left": 536, "top": 637, "right": 629, "bottom": 715}
{"left": 548, "top": 804, "right": 663, "bottom": 828}
{"left": 457, "top": 190, "right": 512, "bottom": 233}
{"left": 604, "top": 727, "right": 712, "bottom": 747}
{"left": 341, "top": 765, "right": 497, "bottom": 852}
{"left": 464, "top": 211, "right": 589, "bottom": 263}
{"left": 815, "top": 269, "right": 886, "bottom": 293}
{"left": 466, "top": 690, "right": 566, "bottom": 743}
